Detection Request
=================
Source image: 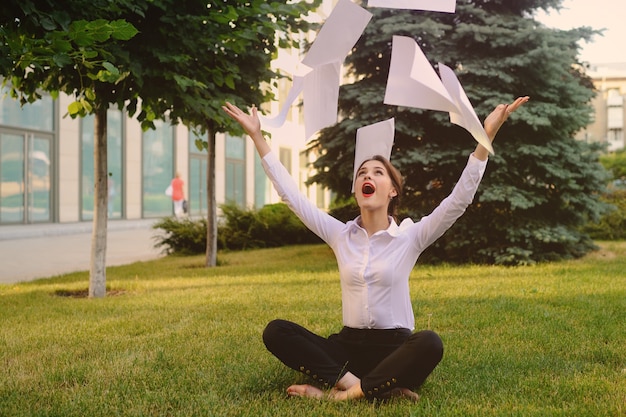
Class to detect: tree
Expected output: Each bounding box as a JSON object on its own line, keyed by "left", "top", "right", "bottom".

{"left": 309, "top": 0, "right": 611, "bottom": 265}
{"left": 1, "top": 0, "right": 318, "bottom": 296}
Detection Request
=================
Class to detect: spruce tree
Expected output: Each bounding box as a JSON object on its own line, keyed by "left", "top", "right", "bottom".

{"left": 309, "top": 0, "right": 610, "bottom": 265}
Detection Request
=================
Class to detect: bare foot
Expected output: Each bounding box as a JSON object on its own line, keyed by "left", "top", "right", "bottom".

{"left": 381, "top": 387, "right": 420, "bottom": 402}
{"left": 286, "top": 384, "right": 324, "bottom": 399}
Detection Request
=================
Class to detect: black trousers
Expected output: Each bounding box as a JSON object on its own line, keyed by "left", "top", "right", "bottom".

{"left": 262, "top": 319, "right": 443, "bottom": 400}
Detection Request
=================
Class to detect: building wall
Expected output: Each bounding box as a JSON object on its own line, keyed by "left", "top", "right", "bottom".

{"left": 126, "top": 116, "right": 143, "bottom": 219}
{"left": 58, "top": 93, "right": 81, "bottom": 223}
{"left": 577, "top": 64, "right": 626, "bottom": 152}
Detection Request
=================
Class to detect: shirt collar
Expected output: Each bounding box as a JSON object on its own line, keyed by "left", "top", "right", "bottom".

{"left": 348, "top": 215, "right": 401, "bottom": 237}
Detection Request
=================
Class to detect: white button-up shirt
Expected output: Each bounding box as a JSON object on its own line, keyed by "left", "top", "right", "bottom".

{"left": 262, "top": 151, "right": 487, "bottom": 331}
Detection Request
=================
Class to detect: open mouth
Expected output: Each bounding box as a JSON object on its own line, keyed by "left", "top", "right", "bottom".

{"left": 362, "top": 182, "right": 375, "bottom": 197}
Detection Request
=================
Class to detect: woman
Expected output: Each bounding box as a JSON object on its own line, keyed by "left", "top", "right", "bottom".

{"left": 170, "top": 172, "right": 185, "bottom": 218}
{"left": 223, "top": 96, "right": 529, "bottom": 401}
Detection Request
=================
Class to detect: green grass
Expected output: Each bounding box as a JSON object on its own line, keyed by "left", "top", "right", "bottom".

{"left": 1, "top": 242, "right": 625, "bottom": 417}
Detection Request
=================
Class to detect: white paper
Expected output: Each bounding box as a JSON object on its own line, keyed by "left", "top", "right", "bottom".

{"left": 262, "top": 0, "right": 371, "bottom": 136}
{"left": 303, "top": 62, "right": 341, "bottom": 140}
{"left": 384, "top": 36, "right": 494, "bottom": 153}
{"left": 259, "top": 76, "right": 306, "bottom": 129}
{"left": 302, "top": 0, "right": 373, "bottom": 68}
{"left": 367, "top": 0, "right": 456, "bottom": 13}
{"left": 438, "top": 63, "right": 493, "bottom": 154}
{"left": 384, "top": 36, "right": 456, "bottom": 113}
{"left": 352, "top": 118, "right": 395, "bottom": 192}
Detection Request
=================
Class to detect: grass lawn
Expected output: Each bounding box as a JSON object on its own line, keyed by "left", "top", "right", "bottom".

{"left": 1, "top": 241, "right": 625, "bottom": 416}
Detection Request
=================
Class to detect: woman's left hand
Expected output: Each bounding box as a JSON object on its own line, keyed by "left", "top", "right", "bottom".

{"left": 484, "top": 96, "right": 529, "bottom": 140}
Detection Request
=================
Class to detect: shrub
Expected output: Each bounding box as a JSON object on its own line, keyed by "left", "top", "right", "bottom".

{"left": 216, "top": 203, "right": 265, "bottom": 250}
{"left": 218, "top": 202, "right": 321, "bottom": 250}
{"left": 152, "top": 217, "right": 207, "bottom": 255}
{"left": 153, "top": 203, "right": 322, "bottom": 255}
{"left": 583, "top": 189, "right": 626, "bottom": 240}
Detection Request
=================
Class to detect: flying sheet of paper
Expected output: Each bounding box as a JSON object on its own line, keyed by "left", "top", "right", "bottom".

{"left": 352, "top": 118, "right": 395, "bottom": 192}
{"left": 368, "top": 0, "right": 456, "bottom": 13}
{"left": 302, "top": 0, "right": 373, "bottom": 68}
{"left": 384, "top": 35, "right": 456, "bottom": 113}
{"left": 384, "top": 36, "right": 494, "bottom": 154}
{"left": 261, "top": 0, "right": 371, "bottom": 138}
{"left": 438, "top": 63, "right": 493, "bottom": 154}
{"left": 303, "top": 62, "right": 341, "bottom": 140}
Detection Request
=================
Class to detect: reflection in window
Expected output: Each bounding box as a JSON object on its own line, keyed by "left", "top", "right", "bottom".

{"left": 225, "top": 134, "right": 245, "bottom": 207}
{"left": 81, "top": 108, "right": 124, "bottom": 220}
{"left": 30, "top": 137, "right": 51, "bottom": 221}
{"left": 0, "top": 86, "right": 54, "bottom": 132}
{"left": 143, "top": 121, "right": 174, "bottom": 217}
{"left": 0, "top": 133, "right": 25, "bottom": 223}
{"left": 189, "top": 130, "right": 207, "bottom": 216}
{"left": 0, "top": 88, "right": 54, "bottom": 224}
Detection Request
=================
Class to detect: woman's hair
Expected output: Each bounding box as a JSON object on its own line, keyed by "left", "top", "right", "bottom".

{"left": 361, "top": 155, "right": 403, "bottom": 219}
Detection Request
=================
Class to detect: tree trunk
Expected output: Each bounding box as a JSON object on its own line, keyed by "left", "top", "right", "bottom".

{"left": 89, "top": 106, "right": 108, "bottom": 297}
{"left": 205, "top": 127, "right": 217, "bottom": 267}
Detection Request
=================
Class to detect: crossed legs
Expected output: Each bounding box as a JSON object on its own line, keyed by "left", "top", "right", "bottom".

{"left": 262, "top": 319, "right": 443, "bottom": 401}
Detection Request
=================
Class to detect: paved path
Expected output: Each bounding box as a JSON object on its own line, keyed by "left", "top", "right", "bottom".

{"left": 0, "top": 220, "right": 165, "bottom": 284}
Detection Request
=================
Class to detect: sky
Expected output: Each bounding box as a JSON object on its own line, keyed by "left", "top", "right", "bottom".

{"left": 534, "top": 0, "right": 626, "bottom": 64}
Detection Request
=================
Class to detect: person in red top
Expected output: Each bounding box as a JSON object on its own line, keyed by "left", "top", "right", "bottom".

{"left": 170, "top": 172, "right": 185, "bottom": 218}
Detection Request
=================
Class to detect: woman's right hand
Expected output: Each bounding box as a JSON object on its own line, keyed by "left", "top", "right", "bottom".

{"left": 222, "top": 102, "right": 262, "bottom": 139}
{"left": 222, "top": 102, "right": 270, "bottom": 157}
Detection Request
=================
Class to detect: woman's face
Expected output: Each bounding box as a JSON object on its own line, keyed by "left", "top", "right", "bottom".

{"left": 354, "top": 159, "right": 398, "bottom": 213}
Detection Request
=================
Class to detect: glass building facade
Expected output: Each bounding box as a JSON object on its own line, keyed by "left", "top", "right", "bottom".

{"left": 0, "top": 88, "right": 329, "bottom": 229}
{"left": 0, "top": 86, "right": 54, "bottom": 224}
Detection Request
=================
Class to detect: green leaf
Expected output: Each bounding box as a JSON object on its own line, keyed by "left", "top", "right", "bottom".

{"left": 85, "top": 19, "right": 113, "bottom": 42}
{"left": 71, "top": 30, "right": 94, "bottom": 47}
{"left": 212, "top": 70, "right": 224, "bottom": 87}
{"left": 83, "top": 50, "right": 98, "bottom": 59}
{"left": 194, "top": 138, "right": 207, "bottom": 152}
{"left": 50, "top": 38, "right": 72, "bottom": 53}
{"left": 102, "top": 61, "right": 119, "bottom": 75}
{"left": 39, "top": 16, "right": 57, "bottom": 31}
{"left": 224, "top": 74, "right": 235, "bottom": 90}
{"left": 109, "top": 20, "right": 139, "bottom": 41}
{"left": 67, "top": 101, "right": 83, "bottom": 116}
{"left": 52, "top": 53, "right": 73, "bottom": 68}
{"left": 80, "top": 97, "right": 93, "bottom": 113}
{"left": 85, "top": 88, "right": 96, "bottom": 101}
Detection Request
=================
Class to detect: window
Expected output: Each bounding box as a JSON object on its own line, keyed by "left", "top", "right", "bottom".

{"left": 0, "top": 87, "right": 54, "bottom": 224}
{"left": 279, "top": 147, "right": 292, "bottom": 175}
{"left": 81, "top": 108, "right": 124, "bottom": 220}
{"left": 142, "top": 121, "right": 174, "bottom": 217}
{"left": 607, "top": 104, "right": 623, "bottom": 129}
{"left": 0, "top": 85, "right": 54, "bottom": 132}
{"left": 188, "top": 131, "right": 208, "bottom": 216}
{"left": 225, "top": 134, "right": 245, "bottom": 207}
{"left": 606, "top": 89, "right": 624, "bottom": 151}
{"left": 254, "top": 152, "right": 267, "bottom": 208}
{"left": 608, "top": 129, "right": 624, "bottom": 152}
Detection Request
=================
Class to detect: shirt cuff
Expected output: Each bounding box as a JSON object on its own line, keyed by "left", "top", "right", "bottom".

{"left": 468, "top": 152, "right": 488, "bottom": 167}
